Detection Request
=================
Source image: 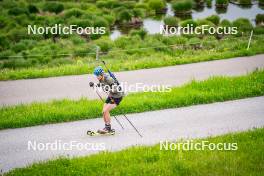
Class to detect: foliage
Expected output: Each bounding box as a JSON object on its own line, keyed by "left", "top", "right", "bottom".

{"left": 256, "top": 14, "right": 264, "bottom": 25}
{"left": 233, "top": 18, "right": 253, "bottom": 31}
{"left": 172, "top": 0, "right": 193, "bottom": 12}
{"left": 205, "top": 15, "right": 220, "bottom": 25}
{"left": 43, "top": 2, "right": 64, "bottom": 14}
{"left": 164, "top": 16, "right": 180, "bottom": 26}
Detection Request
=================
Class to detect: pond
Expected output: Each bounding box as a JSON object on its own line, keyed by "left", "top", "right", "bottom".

{"left": 110, "top": 0, "right": 264, "bottom": 40}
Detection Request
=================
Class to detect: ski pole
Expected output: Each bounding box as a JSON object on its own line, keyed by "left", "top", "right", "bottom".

{"left": 103, "top": 91, "right": 143, "bottom": 138}
{"left": 90, "top": 84, "right": 124, "bottom": 130}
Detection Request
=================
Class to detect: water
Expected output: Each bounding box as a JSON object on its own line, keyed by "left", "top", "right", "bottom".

{"left": 110, "top": 1, "right": 264, "bottom": 40}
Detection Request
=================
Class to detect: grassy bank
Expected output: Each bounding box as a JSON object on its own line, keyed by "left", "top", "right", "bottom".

{"left": 0, "top": 70, "right": 264, "bottom": 130}
{"left": 1, "top": 34, "right": 264, "bottom": 80}
{"left": 6, "top": 127, "right": 264, "bottom": 175}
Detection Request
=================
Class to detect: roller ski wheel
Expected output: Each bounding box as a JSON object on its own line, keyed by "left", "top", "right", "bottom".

{"left": 87, "top": 129, "right": 115, "bottom": 136}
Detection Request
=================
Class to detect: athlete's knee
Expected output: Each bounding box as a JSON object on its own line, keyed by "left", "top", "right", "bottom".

{"left": 102, "top": 108, "right": 109, "bottom": 115}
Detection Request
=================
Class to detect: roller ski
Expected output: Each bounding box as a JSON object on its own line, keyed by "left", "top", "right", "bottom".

{"left": 87, "top": 127, "right": 115, "bottom": 136}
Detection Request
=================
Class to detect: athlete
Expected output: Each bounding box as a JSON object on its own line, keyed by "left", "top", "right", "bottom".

{"left": 92, "top": 66, "right": 124, "bottom": 134}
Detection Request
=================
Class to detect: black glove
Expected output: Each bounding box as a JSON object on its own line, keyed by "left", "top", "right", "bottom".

{"left": 89, "top": 82, "right": 94, "bottom": 87}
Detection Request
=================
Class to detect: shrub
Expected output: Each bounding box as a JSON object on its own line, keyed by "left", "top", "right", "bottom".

{"left": 197, "top": 19, "right": 215, "bottom": 27}
{"left": 43, "top": 2, "right": 64, "bottom": 14}
{"left": 164, "top": 16, "right": 180, "bottom": 26}
{"left": 148, "top": 0, "right": 166, "bottom": 12}
{"left": 205, "top": 15, "right": 220, "bottom": 25}
{"left": 3, "top": 58, "right": 30, "bottom": 69}
{"left": 28, "top": 4, "right": 39, "bottom": 13}
{"left": 69, "top": 19, "right": 92, "bottom": 28}
{"left": 238, "top": 0, "right": 252, "bottom": 4}
{"left": 206, "top": 0, "right": 212, "bottom": 7}
{"left": 256, "top": 14, "right": 264, "bottom": 25}
{"left": 172, "top": 0, "right": 193, "bottom": 12}
{"left": 0, "top": 35, "right": 10, "bottom": 51}
{"left": 8, "top": 7, "right": 28, "bottom": 16}
{"left": 220, "top": 19, "right": 232, "bottom": 27}
{"left": 133, "top": 8, "right": 145, "bottom": 18}
{"left": 180, "top": 19, "right": 198, "bottom": 27}
{"left": 129, "top": 28, "right": 148, "bottom": 40}
{"left": 117, "top": 9, "right": 133, "bottom": 22}
{"left": 216, "top": 0, "right": 228, "bottom": 5}
{"left": 103, "top": 15, "right": 116, "bottom": 26}
{"left": 0, "top": 16, "right": 7, "bottom": 28}
{"left": 94, "top": 37, "right": 113, "bottom": 52}
{"left": 96, "top": 0, "right": 121, "bottom": 9}
{"left": 122, "top": 1, "right": 136, "bottom": 8}
{"left": 135, "top": 3, "right": 149, "bottom": 10}
{"left": 253, "top": 26, "right": 264, "bottom": 34}
{"left": 187, "top": 37, "right": 201, "bottom": 44}
{"left": 0, "top": 50, "right": 15, "bottom": 60}
{"left": 259, "top": 0, "right": 264, "bottom": 4}
{"left": 233, "top": 18, "right": 253, "bottom": 31}
{"left": 93, "top": 17, "right": 109, "bottom": 28}
{"left": 73, "top": 45, "right": 95, "bottom": 57}
{"left": 12, "top": 42, "right": 27, "bottom": 53}
{"left": 64, "top": 8, "right": 85, "bottom": 18}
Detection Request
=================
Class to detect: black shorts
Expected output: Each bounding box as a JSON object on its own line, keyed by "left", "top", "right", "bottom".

{"left": 105, "top": 96, "right": 123, "bottom": 105}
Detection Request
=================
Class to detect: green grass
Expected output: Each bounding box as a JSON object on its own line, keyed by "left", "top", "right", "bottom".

{"left": 5, "top": 127, "right": 264, "bottom": 176}
{"left": 1, "top": 70, "right": 264, "bottom": 130}
{"left": 1, "top": 34, "right": 264, "bottom": 80}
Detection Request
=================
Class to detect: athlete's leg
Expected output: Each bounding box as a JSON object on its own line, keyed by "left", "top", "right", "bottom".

{"left": 102, "top": 103, "right": 116, "bottom": 124}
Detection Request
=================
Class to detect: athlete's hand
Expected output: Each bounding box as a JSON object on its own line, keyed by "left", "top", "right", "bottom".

{"left": 89, "top": 82, "right": 94, "bottom": 87}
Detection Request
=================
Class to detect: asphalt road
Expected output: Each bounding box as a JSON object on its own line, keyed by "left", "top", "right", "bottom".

{"left": 0, "top": 54, "right": 263, "bottom": 106}
{"left": 0, "top": 96, "right": 263, "bottom": 173}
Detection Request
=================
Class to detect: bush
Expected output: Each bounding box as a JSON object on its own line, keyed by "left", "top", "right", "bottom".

{"left": 180, "top": 19, "right": 198, "bottom": 27}
{"left": 239, "top": 0, "right": 252, "bottom": 4}
{"left": 216, "top": 0, "right": 228, "bottom": 5}
{"left": 206, "top": 0, "right": 213, "bottom": 6}
{"left": 3, "top": 58, "right": 30, "bottom": 69}
{"left": 0, "top": 50, "right": 15, "bottom": 60}
{"left": 205, "top": 15, "right": 220, "bottom": 25}
{"left": 117, "top": 9, "right": 133, "bottom": 22}
{"left": 164, "top": 16, "right": 180, "bottom": 26}
{"left": 133, "top": 8, "right": 145, "bottom": 18}
{"left": 8, "top": 7, "right": 28, "bottom": 16}
{"left": 220, "top": 19, "right": 232, "bottom": 27}
{"left": 129, "top": 28, "right": 148, "bottom": 40}
{"left": 96, "top": 0, "right": 121, "bottom": 9}
{"left": 103, "top": 14, "right": 116, "bottom": 26}
{"left": 28, "top": 4, "right": 39, "bottom": 13}
{"left": 0, "top": 16, "right": 7, "bottom": 28}
{"left": 12, "top": 42, "right": 27, "bottom": 53}
{"left": 197, "top": 19, "right": 215, "bottom": 27}
{"left": 64, "top": 8, "right": 85, "bottom": 18}
{"left": 233, "top": 18, "right": 253, "bottom": 31}
{"left": 253, "top": 26, "right": 264, "bottom": 34}
{"left": 256, "top": 14, "right": 264, "bottom": 25}
{"left": 259, "top": 0, "right": 264, "bottom": 4}
{"left": 69, "top": 19, "right": 92, "bottom": 28}
{"left": 73, "top": 45, "right": 95, "bottom": 57}
{"left": 94, "top": 37, "right": 113, "bottom": 52}
{"left": 172, "top": 0, "right": 193, "bottom": 12}
{"left": 43, "top": 2, "right": 64, "bottom": 14}
{"left": 93, "top": 17, "right": 109, "bottom": 28}
{"left": 148, "top": 0, "right": 166, "bottom": 12}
